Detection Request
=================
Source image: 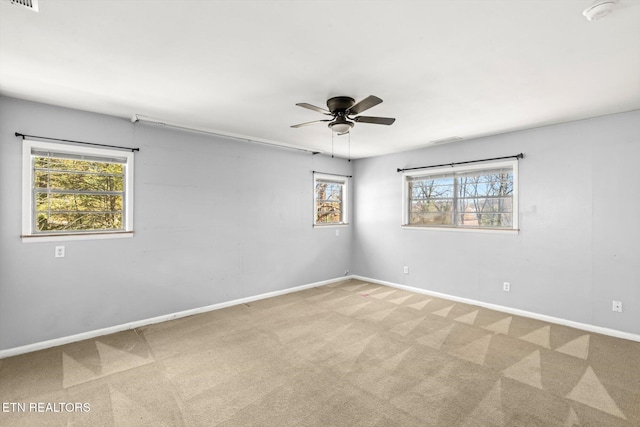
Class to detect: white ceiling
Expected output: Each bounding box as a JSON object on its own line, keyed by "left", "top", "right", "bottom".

{"left": 1, "top": 0, "right": 639, "bottom": 158}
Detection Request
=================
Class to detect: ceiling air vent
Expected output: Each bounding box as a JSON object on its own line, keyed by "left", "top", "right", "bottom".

{"left": 6, "top": 0, "right": 39, "bottom": 12}
{"left": 430, "top": 136, "right": 463, "bottom": 145}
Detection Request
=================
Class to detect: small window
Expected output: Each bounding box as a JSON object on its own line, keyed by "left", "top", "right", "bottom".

{"left": 402, "top": 160, "right": 518, "bottom": 230}
{"left": 314, "top": 173, "right": 349, "bottom": 226}
{"left": 22, "top": 140, "right": 134, "bottom": 241}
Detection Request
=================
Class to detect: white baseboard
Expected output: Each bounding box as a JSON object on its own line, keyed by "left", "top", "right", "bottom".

{"left": 3, "top": 274, "right": 637, "bottom": 359}
{"left": 0, "top": 276, "right": 347, "bottom": 359}
{"left": 352, "top": 275, "right": 640, "bottom": 343}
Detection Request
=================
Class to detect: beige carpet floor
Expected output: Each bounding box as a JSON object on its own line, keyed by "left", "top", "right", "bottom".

{"left": 1, "top": 279, "right": 639, "bottom": 426}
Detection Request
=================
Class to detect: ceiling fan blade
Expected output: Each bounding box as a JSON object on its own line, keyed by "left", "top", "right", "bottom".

{"left": 290, "top": 119, "right": 331, "bottom": 128}
{"left": 353, "top": 116, "right": 396, "bottom": 125}
{"left": 348, "top": 95, "right": 383, "bottom": 115}
{"left": 296, "top": 103, "right": 331, "bottom": 115}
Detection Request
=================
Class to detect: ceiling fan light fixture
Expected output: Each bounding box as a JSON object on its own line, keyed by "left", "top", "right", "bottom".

{"left": 329, "top": 120, "right": 354, "bottom": 134}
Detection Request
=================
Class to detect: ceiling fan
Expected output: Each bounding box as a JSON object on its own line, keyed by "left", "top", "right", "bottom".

{"left": 291, "top": 95, "right": 395, "bottom": 134}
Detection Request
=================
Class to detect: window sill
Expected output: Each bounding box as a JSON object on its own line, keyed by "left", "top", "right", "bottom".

{"left": 21, "top": 231, "right": 134, "bottom": 243}
{"left": 402, "top": 225, "right": 519, "bottom": 234}
{"left": 313, "top": 223, "right": 349, "bottom": 228}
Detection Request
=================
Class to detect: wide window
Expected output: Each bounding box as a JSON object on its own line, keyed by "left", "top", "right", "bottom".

{"left": 314, "top": 173, "right": 349, "bottom": 226}
{"left": 402, "top": 160, "right": 518, "bottom": 230}
{"left": 22, "top": 140, "right": 134, "bottom": 241}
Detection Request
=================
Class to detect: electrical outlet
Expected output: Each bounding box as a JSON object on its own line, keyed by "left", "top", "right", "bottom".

{"left": 612, "top": 300, "right": 623, "bottom": 313}
{"left": 503, "top": 282, "right": 510, "bottom": 292}
{"left": 55, "top": 246, "right": 65, "bottom": 258}
{"left": 344, "top": 270, "right": 349, "bottom": 276}
{"left": 403, "top": 266, "right": 409, "bottom": 274}
{"left": 336, "top": 229, "right": 340, "bottom": 237}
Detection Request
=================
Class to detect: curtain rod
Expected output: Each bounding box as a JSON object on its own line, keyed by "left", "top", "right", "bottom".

{"left": 313, "top": 171, "right": 353, "bottom": 178}
{"left": 397, "top": 153, "right": 523, "bottom": 173}
{"left": 15, "top": 132, "right": 139, "bottom": 152}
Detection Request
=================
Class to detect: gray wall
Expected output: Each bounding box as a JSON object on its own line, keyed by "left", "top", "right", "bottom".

{"left": 352, "top": 110, "right": 640, "bottom": 335}
{"left": 1, "top": 96, "right": 638, "bottom": 352}
{"left": 0, "top": 96, "right": 352, "bottom": 350}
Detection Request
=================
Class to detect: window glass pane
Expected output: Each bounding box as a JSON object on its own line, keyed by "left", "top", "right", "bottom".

{"left": 410, "top": 178, "right": 454, "bottom": 199}
{"left": 456, "top": 212, "right": 512, "bottom": 228}
{"left": 317, "top": 182, "right": 342, "bottom": 201}
{"left": 314, "top": 177, "right": 346, "bottom": 224}
{"left": 456, "top": 201, "right": 512, "bottom": 226}
{"left": 36, "top": 212, "right": 124, "bottom": 232}
{"left": 406, "top": 162, "right": 516, "bottom": 229}
{"left": 456, "top": 197, "right": 513, "bottom": 214}
{"left": 316, "top": 203, "right": 342, "bottom": 224}
{"left": 458, "top": 173, "right": 513, "bottom": 198}
{"left": 35, "top": 171, "right": 124, "bottom": 192}
{"left": 33, "top": 155, "right": 126, "bottom": 233}
{"left": 36, "top": 193, "right": 123, "bottom": 212}
{"left": 409, "top": 200, "right": 453, "bottom": 225}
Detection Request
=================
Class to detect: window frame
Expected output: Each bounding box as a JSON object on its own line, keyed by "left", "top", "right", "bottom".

{"left": 313, "top": 172, "right": 349, "bottom": 227}
{"left": 401, "top": 159, "right": 518, "bottom": 232}
{"left": 21, "top": 139, "right": 135, "bottom": 242}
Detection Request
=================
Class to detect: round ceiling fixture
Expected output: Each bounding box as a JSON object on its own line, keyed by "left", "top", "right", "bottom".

{"left": 583, "top": 0, "right": 618, "bottom": 21}
{"left": 328, "top": 117, "right": 354, "bottom": 134}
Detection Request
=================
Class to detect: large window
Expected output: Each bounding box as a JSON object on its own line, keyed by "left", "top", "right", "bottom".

{"left": 402, "top": 160, "right": 518, "bottom": 230}
{"left": 22, "top": 140, "right": 134, "bottom": 241}
{"left": 314, "top": 173, "right": 349, "bottom": 226}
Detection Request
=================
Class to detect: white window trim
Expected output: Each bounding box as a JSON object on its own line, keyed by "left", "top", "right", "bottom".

{"left": 401, "top": 159, "right": 518, "bottom": 232}
{"left": 313, "top": 172, "right": 349, "bottom": 227}
{"left": 21, "top": 139, "right": 135, "bottom": 243}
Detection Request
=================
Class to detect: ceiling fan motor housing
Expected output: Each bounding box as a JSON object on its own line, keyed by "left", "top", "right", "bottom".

{"left": 327, "top": 96, "right": 356, "bottom": 114}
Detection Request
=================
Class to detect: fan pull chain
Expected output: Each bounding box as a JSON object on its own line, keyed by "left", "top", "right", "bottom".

{"left": 348, "top": 132, "right": 351, "bottom": 162}
{"left": 331, "top": 130, "right": 334, "bottom": 158}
